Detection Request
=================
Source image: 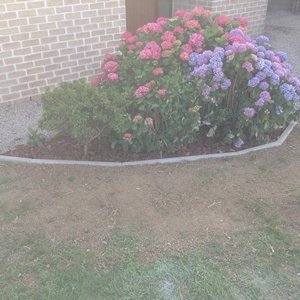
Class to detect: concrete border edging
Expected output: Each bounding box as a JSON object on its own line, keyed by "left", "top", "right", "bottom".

{"left": 0, "top": 122, "right": 297, "bottom": 167}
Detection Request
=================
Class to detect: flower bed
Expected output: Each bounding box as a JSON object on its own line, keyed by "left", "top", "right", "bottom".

{"left": 29, "top": 7, "right": 300, "bottom": 159}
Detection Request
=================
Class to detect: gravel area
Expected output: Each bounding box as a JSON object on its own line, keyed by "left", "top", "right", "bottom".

{"left": 265, "top": 11, "right": 300, "bottom": 76}
{"left": 0, "top": 100, "right": 45, "bottom": 153}
{"left": 0, "top": 12, "right": 300, "bottom": 154}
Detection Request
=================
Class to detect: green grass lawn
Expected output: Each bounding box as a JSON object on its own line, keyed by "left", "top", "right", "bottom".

{"left": 1, "top": 212, "right": 299, "bottom": 300}
{"left": 1, "top": 127, "right": 300, "bottom": 299}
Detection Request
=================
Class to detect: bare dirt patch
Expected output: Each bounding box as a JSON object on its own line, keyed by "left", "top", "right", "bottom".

{"left": 0, "top": 126, "right": 299, "bottom": 259}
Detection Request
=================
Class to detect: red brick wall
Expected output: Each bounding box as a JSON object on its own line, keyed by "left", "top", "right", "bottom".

{"left": 0, "top": 0, "right": 126, "bottom": 104}
{"left": 0, "top": 0, "right": 269, "bottom": 104}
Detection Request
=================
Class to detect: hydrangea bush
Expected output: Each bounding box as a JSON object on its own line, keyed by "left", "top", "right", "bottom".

{"left": 189, "top": 29, "right": 300, "bottom": 145}
{"left": 41, "top": 7, "right": 300, "bottom": 154}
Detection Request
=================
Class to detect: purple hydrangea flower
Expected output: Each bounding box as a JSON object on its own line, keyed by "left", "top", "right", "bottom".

{"left": 255, "top": 59, "right": 265, "bottom": 70}
{"left": 270, "top": 74, "right": 280, "bottom": 85}
{"left": 263, "top": 67, "right": 274, "bottom": 77}
{"left": 260, "top": 91, "right": 271, "bottom": 101}
{"left": 234, "top": 138, "right": 245, "bottom": 148}
{"left": 214, "top": 47, "right": 225, "bottom": 58}
{"left": 212, "top": 82, "right": 221, "bottom": 90}
{"left": 192, "top": 65, "right": 209, "bottom": 78}
{"left": 265, "top": 50, "right": 275, "bottom": 60}
{"left": 225, "top": 49, "right": 234, "bottom": 56}
{"left": 256, "top": 71, "right": 267, "bottom": 81}
{"left": 189, "top": 52, "right": 200, "bottom": 66}
{"left": 255, "top": 98, "right": 265, "bottom": 107}
{"left": 257, "top": 52, "right": 265, "bottom": 58}
{"left": 248, "top": 77, "right": 260, "bottom": 87}
{"left": 202, "top": 50, "right": 214, "bottom": 60}
{"left": 213, "top": 68, "right": 224, "bottom": 82}
{"left": 221, "top": 79, "right": 231, "bottom": 90}
{"left": 244, "top": 107, "right": 256, "bottom": 118}
{"left": 259, "top": 82, "right": 269, "bottom": 90}
{"left": 202, "top": 85, "right": 211, "bottom": 98}
{"left": 275, "top": 51, "right": 288, "bottom": 62}
{"left": 256, "top": 46, "right": 266, "bottom": 53}
{"left": 256, "top": 35, "right": 270, "bottom": 44}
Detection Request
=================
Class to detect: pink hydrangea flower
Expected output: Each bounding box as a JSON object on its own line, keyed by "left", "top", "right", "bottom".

{"left": 152, "top": 68, "right": 164, "bottom": 77}
{"left": 234, "top": 16, "right": 249, "bottom": 27}
{"left": 191, "top": 6, "right": 206, "bottom": 16}
{"left": 90, "top": 73, "right": 105, "bottom": 87}
{"left": 136, "top": 41, "right": 144, "bottom": 48}
{"left": 173, "top": 26, "right": 185, "bottom": 35}
{"left": 156, "top": 17, "right": 169, "bottom": 26}
{"left": 182, "top": 43, "right": 193, "bottom": 54}
{"left": 139, "top": 41, "right": 161, "bottom": 60}
{"left": 161, "top": 31, "right": 176, "bottom": 42}
{"left": 133, "top": 115, "right": 143, "bottom": 123}
{"left": 145, "top": 117, "right": 154, "bottom": 126}
{"left": 227, "top": 34, "right": 246, "bottom": 44}
{"left": 161, "top": 41, "right": 173, "bottom": 50}
{"left": 90, "top": 78, "right": 99, "bottom": 87}
{"left": 157, "top": 88, "right": 167, "bottom": 96}
{"left": 184, "top": 19, "right": 200, "bottom": 29}
{"left": 242, "top": 61, "right": 254, "bottom": 72}
{"left": 139, "top": 22, "right": 163, "bottom": 34}
{"left": 123, "top": 133, "right": 132, "bottom": 141}
{"left": 175, "top": 9, "right": 189, "bottom": 19}
{"left": 103, "top": 61, "right": 119, "bottom": 72}
{"left": 121, "top": 31, "right": 133, "bottom": 40}
{"left": 179, "top": 52, "right": 189, "bottom": 61}
{"left": 189, "top": 33, "right": 204, "bottom": 50}
{"left": 135, "top": 86, "right": 150, "bottom": 98}
{"left": 272, "top": 56, "right": 281, "bottom": 63}
{"left": 214, "top": 15, "right": 231, "bottom": 25}
{"left": 128, "top": 44, "right": 136, "bottom": 51}
{"left": 127, "top": 35, "right": 138, "bottom": 44}
{"left": 104, "top": 53, "right": 118, "bottom": 61}
{"left": 107, "top": 73, "right": 118, "bottom": 81}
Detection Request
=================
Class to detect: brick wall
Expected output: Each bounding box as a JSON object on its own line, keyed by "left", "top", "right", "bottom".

{"left": 0, "top": 0, "right": 126, "bottom": 104}
{"left": 173, "top": 0, "right": 269, "bottom": 36}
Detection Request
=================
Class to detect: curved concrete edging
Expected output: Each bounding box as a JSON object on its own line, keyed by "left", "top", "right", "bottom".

{"left": 0, "top": 122, "right": 297, "bottom": 167}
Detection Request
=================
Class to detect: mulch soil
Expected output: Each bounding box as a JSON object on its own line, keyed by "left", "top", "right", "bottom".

{"left": 2, "top": 129, "right": 284, "bottom": 162}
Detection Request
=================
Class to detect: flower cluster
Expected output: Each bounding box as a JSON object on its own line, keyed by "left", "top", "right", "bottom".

{"left": 140, "top": 41, "right": 162, "bottom": 60}
{"left": 190, "top": 48, "right": 232, "bottom": 97}
{"left": 89, "top": 6, "right": 300, "bottom": 153}
{"left": 189, "top": 23, "right": 300, "bottom": 145}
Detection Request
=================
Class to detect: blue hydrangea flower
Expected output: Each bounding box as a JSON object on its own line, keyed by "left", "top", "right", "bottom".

{"left": 275, "top": 51, "right": 288, "bottom": 62}
{"left": 192, "top": 65, "right": 209, "bottom": 78}
{"left": 221, "top": 79, "right": 231, "bottom": 90}
{"left": 255, "top": 98, "right": 265, "bottom": 107}
{"left": 189, "top": 52, "right": 200, "bottom": 66}
{"left": 248, "top": 77, "right": 260, "bottom": 88}
{"left": 244, "top": 107, "right": 256, "bottom": 118}
{"left": 234, "top": 138, "right": 245, "bottom": 148}
{"left": 255, "top": 59, "right": 265, "bottom": 70}
{"left": 259, "top": 82, "right": 269, "bottom": 90}
{"left": 256, "top": 46, "right": 266, "bottom": 53}
{"left": 202, "top": 85, "right": 211, "bottom": 98}
{"left": 270, "top": 74, "right": 280, "bottom": 85}
{"left": 260, "top": 91, "right": 271, "bottom": 101}
{"left": 256, "top": 35, "right": 270, "bottom": 44}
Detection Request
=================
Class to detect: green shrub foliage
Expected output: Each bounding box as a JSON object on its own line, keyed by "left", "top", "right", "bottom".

{"left": 40, "top": 7, "right": 300, "bottom": 154}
